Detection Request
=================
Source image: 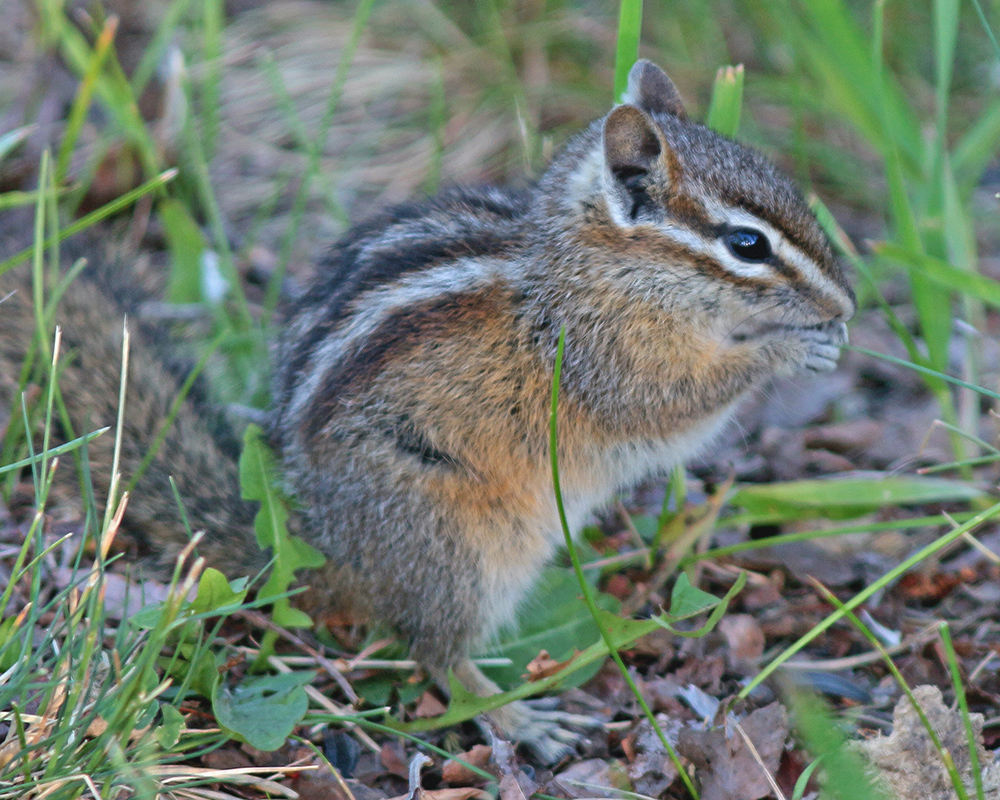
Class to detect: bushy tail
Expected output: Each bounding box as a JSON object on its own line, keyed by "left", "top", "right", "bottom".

{"left": 0, "top": 228, "right": 265, "bottom": 578}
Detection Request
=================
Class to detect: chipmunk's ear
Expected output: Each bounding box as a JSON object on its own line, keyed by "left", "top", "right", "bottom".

{"left": 603, "top": 104, "right": 669, "bottom": 224}
{"left": 623, "top": 60, "right": 687, "bottom": 119}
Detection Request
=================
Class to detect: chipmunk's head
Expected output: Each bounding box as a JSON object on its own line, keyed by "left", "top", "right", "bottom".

{"left": 578, "top": 60, "right": 855, "bottom": 335}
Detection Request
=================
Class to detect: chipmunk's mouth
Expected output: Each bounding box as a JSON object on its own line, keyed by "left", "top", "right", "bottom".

{"left": 727, "top": 320, "right": 849, "bottom": 345}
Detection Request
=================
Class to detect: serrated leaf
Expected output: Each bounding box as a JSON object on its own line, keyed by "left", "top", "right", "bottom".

{"left": 239, "top": 424, "right": 325, "bottom": 634}
{"left": 212, "top": 671, "right": 314, "bottom": 751}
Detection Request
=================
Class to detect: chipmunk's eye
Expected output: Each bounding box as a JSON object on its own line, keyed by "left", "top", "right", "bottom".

{"left": 725, "top": 228, "right": 772, "bottom": 262}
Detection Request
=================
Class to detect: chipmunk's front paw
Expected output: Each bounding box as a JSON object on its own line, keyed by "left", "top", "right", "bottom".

{"left": 485, "top": 698, "right": 602, "bottom": 764}
{"left": 762, "top": 321, "right": 848, "bottom": 375}
{"left": 798, "top": 321, "right": 849, "bottom": 372}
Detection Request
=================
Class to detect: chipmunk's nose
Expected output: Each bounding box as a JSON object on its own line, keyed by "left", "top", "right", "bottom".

{"left": 836, "top": 283, "right": 857, "bottom": 321}
{"left": 816, "top": 280, "right": 856, "bottom": 324}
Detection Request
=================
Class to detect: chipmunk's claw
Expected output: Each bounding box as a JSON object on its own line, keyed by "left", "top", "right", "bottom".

{"left": 484, "top": 699, "right": 603, "bottom": 765}
{"left": 800, "top": 321, "right": 849, "bottom": 372}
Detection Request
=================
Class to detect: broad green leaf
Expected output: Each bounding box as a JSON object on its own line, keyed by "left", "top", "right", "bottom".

{"left": 155, "top": 642, "right": 223, "bottom": 700}
{"left": 483, "top": 566, "right": 620, "bottom": 689}
{"left": 212, "top": 671, "right": 314, "bottom": 751}
{"left": 154, "top": 704, "right": 186, "bottom": 750}
{"left": 271, "top": 605, "right": 315, "bottom": 628}
{"left": 666, "top": 573, "right": 720, "bottom": 619}
{"left": 656, "top": 572, "right": 747, "bottom": 638}
{"left": 191, "top": 568, "right": 248, "bottom": 615}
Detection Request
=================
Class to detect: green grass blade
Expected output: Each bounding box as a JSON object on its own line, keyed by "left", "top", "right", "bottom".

{"left": 706, "top": 64, "right": 744, "bottom": 137}
{"left": 0, "top": 125, "right": 35, "bottom": 164}
{"left": 816, "top": 589, "right": 973, "bottom": 800}
{"left": 0, "top": 429, "right": 108, "bottom": 476}
{"left": 613, "top": 0, "right": 643, "bottom": 101}
{"left": 787, "top": 688, "right": 892, "bottom": 800}
{"left": 739, "top": 500, "right": 1000, "bottom": 698}
{"left": 933, "top": 0, "right": 959, "bottom": 150}
{"left": 969, "top": 0, "right": 1000, "bottom": 60}
{"left": 54, "top": 15, "right": 117, "bottom": 186}
{"left": 939, "top": 624, "right": 986, "bottom": 800}
{"left": 0, "top": 168, "right": 178, "bottom": 278}
{"left": 50, "top": 8, "right": 161, "bottom": 180}
{"left": 682, "top": 512, "right": 977, "bottom": 565}
{"left": 130, "top": 0, "right": 197, "bottom": 95}
{"left": 200, "top": 0, "right": 223, "bottom": 159}
{"left": 549, "top": 326, "right": 698, "bottom": 798}
{"left": 876, "top": 243, "right": 1000, "bottom": 308}
{"left": 952, "top": 99, "right": 1000, "bottom": 191}
{"left": 849, "top": 345, "right": 1000, "bottom": 402}
{"left": 264, "top": 0, "right": 377, "bottom": 322}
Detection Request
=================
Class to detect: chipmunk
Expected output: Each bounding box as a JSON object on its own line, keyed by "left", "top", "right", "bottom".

{"left": 0, "top": 60, "right": 855, "bottom": 762}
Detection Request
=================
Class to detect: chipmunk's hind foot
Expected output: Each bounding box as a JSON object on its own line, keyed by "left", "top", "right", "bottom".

{"left": 484, "top": 697, "right": 603, "bottom": 765}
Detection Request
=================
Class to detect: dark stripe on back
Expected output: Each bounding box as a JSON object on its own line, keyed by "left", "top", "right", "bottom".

{"left": 300, "top": 288, "right": 503, "bottom": 443}
{"left": 278, "top": 187, "right": 529, "bottom": 406}
{"left": 388, "top": 414, "right": 461, "bottom": 469}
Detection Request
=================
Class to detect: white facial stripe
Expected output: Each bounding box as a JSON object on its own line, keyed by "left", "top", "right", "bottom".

{"left": 652, "top": 216, "right": 772, "bottom": 280}
{"left": 652, "top": 222, "right": 706, "bottom": 252}
{"left": 702, "top": 202, "right": 853, "bottom": 312}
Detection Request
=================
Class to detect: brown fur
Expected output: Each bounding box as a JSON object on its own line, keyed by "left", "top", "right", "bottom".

{"left": 1, "top": 61, "right": 854, "bottom": 762}
{"left": 0, "top": 233, "right": 261, "bottom": 575}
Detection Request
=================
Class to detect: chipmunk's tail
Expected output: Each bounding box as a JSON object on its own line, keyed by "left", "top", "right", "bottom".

{"left": 0, "top": 224, "right": 265, "bottom": 578}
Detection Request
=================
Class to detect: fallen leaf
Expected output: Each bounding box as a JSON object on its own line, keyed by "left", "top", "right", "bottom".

{"left": 853, "top": 685, "right": 1000, "bottom": 800}
{"left": 718, "top": 614, "right": 765, "bottom": 668}
{"left": 523, "top": 649, "right": 576, "bottom": 681}
{"left": 677, "top": 703, "right": 789, "bottom": 800}
{"left": 380, "top": 742, "right": 410, "bottom": 779}
{"left": 442, "top": 745, "right": 493, "bottom": 785}
{"left": 625, "top": 715, "right": 682, "bottom": 797}
{"left": 553, "top": 758, "right": 631, "bottom": 798}
{"left": 414, "top": 690, "right": 448, "bottom": 718}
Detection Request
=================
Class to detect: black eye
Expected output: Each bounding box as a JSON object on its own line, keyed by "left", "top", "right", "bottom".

{"left": 725, "top": 228, "right": 772, "bottom": 262}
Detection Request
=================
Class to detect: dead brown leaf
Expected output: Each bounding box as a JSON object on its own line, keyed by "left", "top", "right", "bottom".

{"left": 553, "top": 758, "right": 631, "bottom": 799}
{"left": 523, "top": 649, "right": 576, "bottom": 681}
{"left": 853, "top": 685, "right": 1000, "bottom": 800}
{"left": 442, "top": 745, "right": 493, "bottom": 785}
{"left": 718, "top": 614, "right": 766, "bottom": 668}
{"left": 414, "top": 690, "right": 448, "bottom": 718}
{"left": 677, "top": 702, "right": 789, "bottom": 800}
